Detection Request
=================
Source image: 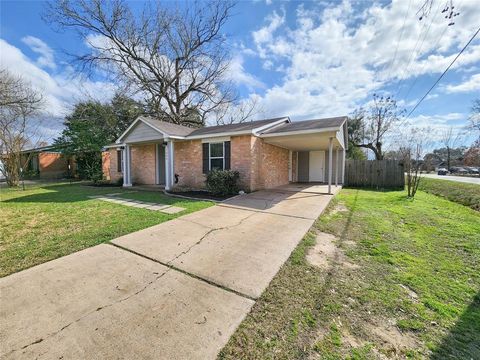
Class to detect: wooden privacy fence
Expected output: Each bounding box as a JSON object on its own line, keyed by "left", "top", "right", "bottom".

{"left": 345, "top": 160, "right": 404, "bottom": 189}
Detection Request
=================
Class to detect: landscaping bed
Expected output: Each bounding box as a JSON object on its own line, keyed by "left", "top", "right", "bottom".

{"left": 219, "top": 188, "right": 480, "bottom": 359}
{"left": 168, "top": 190, "right": 237, "bottom": 201}
{"left": 0, "top": 182, "right": 212, "bottom": 277}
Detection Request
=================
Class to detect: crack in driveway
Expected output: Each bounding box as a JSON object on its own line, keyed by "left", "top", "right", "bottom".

{"left": 3, "top": 267, "right": 172, "bottom": 357}
{"left": 6, "top": 210, "right": 258, "bottom": 357}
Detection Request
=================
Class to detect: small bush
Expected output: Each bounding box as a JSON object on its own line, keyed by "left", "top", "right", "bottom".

{"left": 205, "top": 169, "right": 240, "bottom": 196}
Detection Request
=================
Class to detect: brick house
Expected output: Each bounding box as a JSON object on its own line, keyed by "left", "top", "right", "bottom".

{"left": 102, "top": 116, "right": 348, "bottom": 193}
{"left": 21, "top": 145, "right": 76, "bottom": 179}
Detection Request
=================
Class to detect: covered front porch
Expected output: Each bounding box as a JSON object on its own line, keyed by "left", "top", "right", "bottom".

{"left": 120, "top": 140, "right": 175, "bottom": 189}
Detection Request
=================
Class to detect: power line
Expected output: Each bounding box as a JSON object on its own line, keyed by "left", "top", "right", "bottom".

{"left": 402, "top": 16, "right": 450, "bottom": 100}
{"left": 406, "top": 25, "right": 480, "bottom": 118}
{"left": 383, "top": 0, "right": 412, "bottom": 81}
{"left": 395, "top": 0, "right": 443, "bottom": 97}
{"left": 392, "top": 16, "right": 429, "bottom": 95}
{"left": 402, "top": 0, "right": 464, "bottom": 101}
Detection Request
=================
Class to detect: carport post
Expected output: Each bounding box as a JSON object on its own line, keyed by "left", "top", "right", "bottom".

{"left": 335, "top": 147, "right": 339, "bottom": 187}
{"left": 328, "top": 137, "right": 333, "bottom": 194}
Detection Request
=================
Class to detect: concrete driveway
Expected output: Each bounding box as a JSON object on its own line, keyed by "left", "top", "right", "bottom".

{"left": 0, "top": 184, "right": 339, "bottom": 359}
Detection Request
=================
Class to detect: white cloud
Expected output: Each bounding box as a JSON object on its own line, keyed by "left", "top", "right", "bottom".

{"left": 444, "top": 73, "right": 480, "bottom": 93}
{"left": 0, "top": 38, "right": 116, "bottom": 140}
{"left": 252, "top": 9, "right": 285, "bottom": 58}
{"left": 249, "top": 0, "right": 480, "bottom": 120}
{"left": 227, "top": 55, "right": 265, "bottom": 90}
{"left": 21, "top": 36, "right": 56, "bottom": 70}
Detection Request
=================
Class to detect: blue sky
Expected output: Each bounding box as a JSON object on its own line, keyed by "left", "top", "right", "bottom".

{"left": 1, "top": 0, "right": 479, "bottom": 148}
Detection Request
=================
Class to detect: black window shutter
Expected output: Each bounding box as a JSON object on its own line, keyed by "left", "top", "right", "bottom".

{"left": 202, "top": 143, "right": 209, "bottom": 174}
{"left": 117, "top": 150, "right": 122, "bottom": 172}
{"left": 224, "top": 141, "right": 231, "bottom": 170}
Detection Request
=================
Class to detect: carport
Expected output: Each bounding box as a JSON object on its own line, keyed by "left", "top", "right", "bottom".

{"left": 259, "top": 117, "right": 348, "bottom": 194}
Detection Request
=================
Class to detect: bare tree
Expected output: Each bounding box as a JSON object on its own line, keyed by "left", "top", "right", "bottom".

{"left": 349, "top": 94, "right": 405, "bottom": 160}
{"left": 398, "top": 127, "right": 431, "bottom": 198}
{"left": 44, "top": 0, "right": 252, "bottom": 127}
{"left": 440, "top": 127, "right": 463, "bottom": 170}
{"left": 0, "top": 69, "right": 44, "bottom": 186}
{"left": 469, "top": 99, "right": 480, "bottom": 132}
{"left": 212, "top": 96, "right": 262, "bottom": 125}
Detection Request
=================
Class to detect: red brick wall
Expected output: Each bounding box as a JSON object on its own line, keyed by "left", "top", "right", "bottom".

{"left": 174, "top": 140, "right": 205, "bottom": 189}
{"left": 131, "top": 144, "right": 156, "bottom": 185}
{"left": 231, "top": 135, "right": 254, "bottom": 191}
{"left": 172, "top": 135, "right": 289, "bottom": 192}
{"left": 38, "top": 153, "right": 68, "bottom": 179}
{"left": 260, "top": 141, "right": 289, "bottom": 189}
{"left": 249, "top": 138, "right": 289, "bottom": 191}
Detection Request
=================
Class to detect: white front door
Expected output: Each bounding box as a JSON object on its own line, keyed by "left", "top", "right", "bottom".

{"left": 309, "top": 151, "right": 325, "bottom": 182}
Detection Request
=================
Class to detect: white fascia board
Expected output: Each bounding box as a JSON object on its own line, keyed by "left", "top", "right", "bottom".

{"left": 260, "top": 126, "right": 341, "bottom": 138}
{"left": 103, "top": 144, "right": 125, "bottom": 149}
{"left": 185, "top": 130, "right": 254, "bottom": 140}
{"left": 252, "top": 117, "right": 290, "bottom": 135}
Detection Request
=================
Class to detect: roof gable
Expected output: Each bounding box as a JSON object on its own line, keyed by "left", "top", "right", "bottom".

{"left": 187, "top": 117, "right": 290, "bottom": 138}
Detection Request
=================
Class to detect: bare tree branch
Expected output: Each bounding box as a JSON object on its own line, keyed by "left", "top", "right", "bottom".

{"left": 0, "top": 69, "right": 44, "bottom": 186}
{"left": 348, "top": 94, "right": 405, "bottom": 160}
{"left": 44, "top": 0, "right": 242, "bottom": 127}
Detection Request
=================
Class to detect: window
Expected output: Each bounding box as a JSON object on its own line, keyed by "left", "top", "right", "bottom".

{"left": 202, "top": 141, "right": 230, "bottom": 173}
{"left": 117, "top": 150, "right": 123, "bottom": 172}
{"left": 209, "top": 142, "right": 224, "bottom": 171}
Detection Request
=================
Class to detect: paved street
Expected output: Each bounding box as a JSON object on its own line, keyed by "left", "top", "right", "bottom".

{"left": 422, "top": 174, "right": 480, "bottom": 185}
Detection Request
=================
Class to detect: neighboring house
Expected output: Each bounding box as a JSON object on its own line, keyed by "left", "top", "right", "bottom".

{"left": 21, "top": 145, "right": 76, "bottom": 179}
{"left": 102, "top": 115, "right": 348, "bottom": 193}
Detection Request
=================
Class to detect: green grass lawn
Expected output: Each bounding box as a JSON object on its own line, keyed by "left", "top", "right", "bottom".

{"left": 219, "top": 188, "right": 480, "bottom": 359}
{"left": 418, "top": 177, "right": 480, "bottom": 211}
{"left": 0, "top": 182, "right": 212, "bottom": 277}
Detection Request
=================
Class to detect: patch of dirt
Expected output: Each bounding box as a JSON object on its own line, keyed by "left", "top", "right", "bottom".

{"left": 306, "top": 232, "right": 360, "bottom": 270}
{"left": 400, "top": 284, "right": 419, "bottom": 301}
{"left": 331, "top": 203, "right": 349, "bottom": 215}
{"left": 365, "top": 322, "right": 419, "bottom": 352}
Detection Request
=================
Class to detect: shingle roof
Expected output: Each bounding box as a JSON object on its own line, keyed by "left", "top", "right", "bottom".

{"left": 188, "top": 117, "right": 289, "bottom": 137}
{"left": 260, "top": 116, "right": 347, "bottom": 134}
{"left": 141, "top": 116, "right": 195, "bottom": 137}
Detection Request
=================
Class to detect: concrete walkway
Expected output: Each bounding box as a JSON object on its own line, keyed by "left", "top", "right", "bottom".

{"left": 89, "top": 195, "right": 186, "bottom": 214}
{"left": 0, "top": 184, "right": 340, "bottom": 359}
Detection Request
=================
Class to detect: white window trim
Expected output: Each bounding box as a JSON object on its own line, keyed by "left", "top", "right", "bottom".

{"left": 208, "top": 141, "right": 225, "bottom": 171}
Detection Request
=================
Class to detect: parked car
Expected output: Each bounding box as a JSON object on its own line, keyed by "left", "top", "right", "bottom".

{"left": 467, "top": 167, "right": 479, "bottom": 175}
{"left": 450, "top": 167, "right": 468, "bottom": 174}
{"left": 437, "top": 168, "right": 448, "bottom": 175}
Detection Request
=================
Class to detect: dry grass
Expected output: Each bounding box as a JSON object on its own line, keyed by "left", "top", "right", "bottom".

{"left": 219, "top": 188, "right": 480, "bottom": 359}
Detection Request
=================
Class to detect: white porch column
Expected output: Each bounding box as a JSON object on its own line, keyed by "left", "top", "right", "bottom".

{"left": 165, "top": 140, "right": 174, "bottom": 191}
{"left": 123, "top": 144, "right": 132, "bottom": 187}
{"left": 328, "top": 137, "right": 333, "bottom": 194}
{"left": 335, "top": 147, "right": 339, "bottom": 187}
{"left": 342, "top": 148, "right": 346, "bottom": 184}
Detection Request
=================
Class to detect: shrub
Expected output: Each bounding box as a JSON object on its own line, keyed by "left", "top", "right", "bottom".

{"left": 205, "top": 170, "right": 240, "bottom": 196}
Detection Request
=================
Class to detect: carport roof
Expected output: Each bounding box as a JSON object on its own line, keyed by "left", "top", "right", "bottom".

{"left": 188, "top": 117, "right": 289, "bottom": 137}
{"left": 260, "top": 116, "right": 347, "bottom": 135}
